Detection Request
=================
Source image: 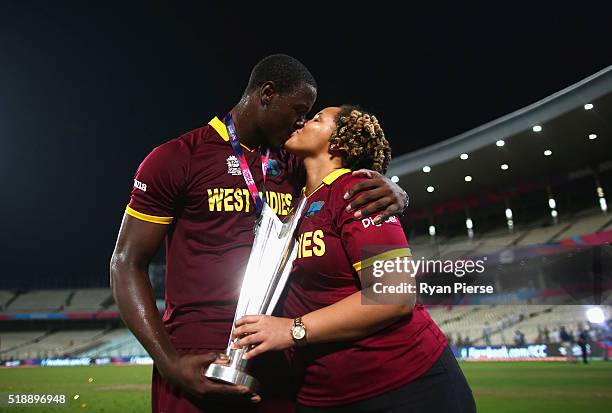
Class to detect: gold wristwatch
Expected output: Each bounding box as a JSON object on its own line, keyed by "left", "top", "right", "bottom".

{"left": 291, "top": 317, "right": 308, "bottom": 347}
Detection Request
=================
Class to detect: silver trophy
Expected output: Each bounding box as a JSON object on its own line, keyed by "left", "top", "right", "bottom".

{"left": 205, "top": 198, "right": 308, "bottom": 392}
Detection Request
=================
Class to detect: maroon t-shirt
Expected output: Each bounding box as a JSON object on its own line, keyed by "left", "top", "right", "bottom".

{"left": 127, "top": 116, "right": 304, "bottom": 350}
{"left": 282, "top": 169, "right": 447, "bottom": 407}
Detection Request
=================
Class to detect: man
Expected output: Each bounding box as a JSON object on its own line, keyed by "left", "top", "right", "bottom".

{"left": 110, "top": 54, "right": 408, "bottom": 413}
{"left": 577, "top": 327, "right": 589, "bottom": 364}
{"left": 483, "top": 321, "right": 492, "bottom": 345}
{"left": 560, "top": 326, "right": 576, "bottom": 362}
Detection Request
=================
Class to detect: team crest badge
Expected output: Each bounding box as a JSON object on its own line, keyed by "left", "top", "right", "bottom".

{"left": 267, "top": 159, "right": 280, "bottom": 176}
{"left": 306, "top": 201, "right": 325, "bottom": 217}
{"left": 226, "top": 155, "right": 242, "bottom": 176}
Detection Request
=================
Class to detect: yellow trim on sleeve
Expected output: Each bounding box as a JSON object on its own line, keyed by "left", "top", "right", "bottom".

{"left": 125, "top": 205, "right": 173, "bottom": 225}
{"left": 352, "top": 247, "right": 412, "bottom": 272}
{"left": 208, "top": 116, "right": 255, "bottom": 152}
{"left": 322, "top": 168, "right": 352, "bottom": 185}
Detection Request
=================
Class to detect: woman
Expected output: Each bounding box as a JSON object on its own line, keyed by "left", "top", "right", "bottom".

{"left": 232, "top": 106, "right": 476, "bottom": 412}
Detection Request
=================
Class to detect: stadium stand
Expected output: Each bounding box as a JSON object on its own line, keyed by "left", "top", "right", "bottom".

{"left": 0, "top": 290, "right": 15, "bottom": 310}
{"left": 0, "top": 329, "right": 111, "bottom": 360}
{"left": 408, "top": 208, "right": 611, "bottom": 259}
{"left": 429, "top": 305, "right": 610, "bottom": 347}
{"left": 471, "top": 231, "right": 524, "bottom": 255}
{"left": 103, "top": 298, "right": 165, "bottom": 313}
{"left": 2, "top": 305, "right": 607, "bottom": 361}
{"left": 62, "top": 288, "right": 112, "bottom": 312}
{"left": 1, "top": 289, "right": 116, "bottom": 314}
{"left": 552, "top": 210, "right": 612, "bottom": 240}
{"left": 516, "top": 225, "right": 574, "bottom": 247}
{"left": 77, "top": 329, "right": 148, "bottom": 358}
{"left": 6, "top": 290, "right": 72, "bottom": 313}
{"left": 0, "top": 331, "right": 47, "bottom": 356}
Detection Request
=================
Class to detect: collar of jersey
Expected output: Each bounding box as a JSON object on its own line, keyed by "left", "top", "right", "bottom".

{"left": 303, "top": 168, "right": 351, "bottom": 198}
{"left": 208, "top": 116, "right": 256, "bottom": 152}
{"left": 322, "top": 168, "right": 351, "bottom": 185}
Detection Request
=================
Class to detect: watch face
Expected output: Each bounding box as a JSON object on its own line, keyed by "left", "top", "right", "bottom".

{"left": 293, "top": 326, "right": 306, "bottom": 340}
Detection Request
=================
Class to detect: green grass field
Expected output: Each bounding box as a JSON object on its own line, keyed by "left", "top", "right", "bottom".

{"left": 0, "top": 362, "right": 611, "bottom": 412}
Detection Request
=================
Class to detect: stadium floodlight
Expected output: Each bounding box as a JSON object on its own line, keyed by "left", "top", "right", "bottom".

{"left": 428, "top": 225, "right": 436, "bottom": 236}
{"left": 422, "top": 166, "right": 431, "bottom": 173}
{"left": 586, "top": 307, "right": 605, "bottom": 324}
{"left": 427, "top": 186, "right": 435, "bottom": 193}
{"left": 496, "top": 139, "right": 505, "bottom": 147}
{"left": 501, "top": 163, "right": 509, "bottom": 170}
{"left": 505, "top": 208, "right": 513, "bottom": 219}
{"left": 391, "top": 175, "right": 400, "bottom": 183}
{"left": 464, "top": 175, "right": 472, "bottom": 182}
{"left": 600, "top": 197, "right": 608, "bottom": 212}
{"left": 548, "top": 198, "right": 556, "bottom": 209}
{"left": 465, "top": 218, "right": 473, "bottom": 230}
{"left": 584, "top": 103, "right": 594, "bottom": 110}
{"left": 532, "top": 125, "right": 542, "bottom": 132}
{"left": 544, "top": 149, "right": 552, "bottom": 156}
{"left": 460, "top": 153, "right": 469, "bottom": 160}
{"left": 589, "top": 134, "right": 597, "bottom": 140}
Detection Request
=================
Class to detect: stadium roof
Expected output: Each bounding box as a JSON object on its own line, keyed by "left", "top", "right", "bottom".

{"left": 388, "top": 66, "right": 612, "bottom": 210}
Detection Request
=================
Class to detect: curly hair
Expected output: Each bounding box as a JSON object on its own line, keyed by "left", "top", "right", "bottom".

{"left": 328, "top": 105, "right": 392, "bottom": 174}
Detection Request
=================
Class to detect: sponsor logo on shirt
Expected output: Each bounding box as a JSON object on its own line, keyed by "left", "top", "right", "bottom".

{"left": 133, "top": 179, "right": 147, "bottom": 192}
{"left": 361, "top": 215, "right": 399, "bottom": 229}
{"left": 226, "top": 155, "right": 242, "bottom": 176}
{"left": 305, "top": 201, "right": 325, "bottom": 217}
{"left": 207, "top": 188, "right": 293, "bottom": 216}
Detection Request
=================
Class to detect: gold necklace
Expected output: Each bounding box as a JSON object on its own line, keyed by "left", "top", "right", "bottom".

{"left": 302, "top": 183, "right": 325, "bottom": 198}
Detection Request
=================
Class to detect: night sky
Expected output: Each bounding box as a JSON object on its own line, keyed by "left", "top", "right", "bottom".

{"left": 1, "top": 1, "right": 611, "bottom": 287}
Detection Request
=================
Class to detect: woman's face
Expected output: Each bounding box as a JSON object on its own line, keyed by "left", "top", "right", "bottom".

{"left": 284, "top": 107, "right": 342, "bottom": 157}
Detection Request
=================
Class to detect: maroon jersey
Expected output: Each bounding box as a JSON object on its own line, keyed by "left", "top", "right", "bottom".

{"left": 282, "top": 169, "right": 447, "bottom": 407}
{"left": 127, "top": 116, "right": 304, "bottom": 349}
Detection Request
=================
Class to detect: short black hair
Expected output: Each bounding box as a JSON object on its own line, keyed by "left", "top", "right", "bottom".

{"left": 245, "top": 54, "right": 317, "bottom": 94}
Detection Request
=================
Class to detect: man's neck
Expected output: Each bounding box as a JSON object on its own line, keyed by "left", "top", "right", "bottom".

{"left": 231, "top": 99, "right": 262, "bottom": 149}
{"left": 303, "top": 155, "right": 343, "bottom": 196}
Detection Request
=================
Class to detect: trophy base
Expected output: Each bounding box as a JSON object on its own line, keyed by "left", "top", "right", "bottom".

{"left": 205, "top": 363, "right": 259, "bottom": 393}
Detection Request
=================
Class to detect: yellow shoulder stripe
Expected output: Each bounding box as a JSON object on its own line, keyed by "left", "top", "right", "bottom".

{"left": 208, "top": 116, "right": 255, "bottom": 152}
{"left": 125, "top": 205, "right": 173, "bottom": 225}
{"left": 352, "top": 247, "right": 412, "bottom": 272}
{"left": 208, "top": 117, "right": 229, "bottom": 141}
{"left": 322, "top": 168, "right": 352, "bottom": 185}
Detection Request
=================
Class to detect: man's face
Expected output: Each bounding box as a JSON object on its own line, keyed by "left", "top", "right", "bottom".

{"left": 257, "top": 82, "right": 317, "bottom": 148}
